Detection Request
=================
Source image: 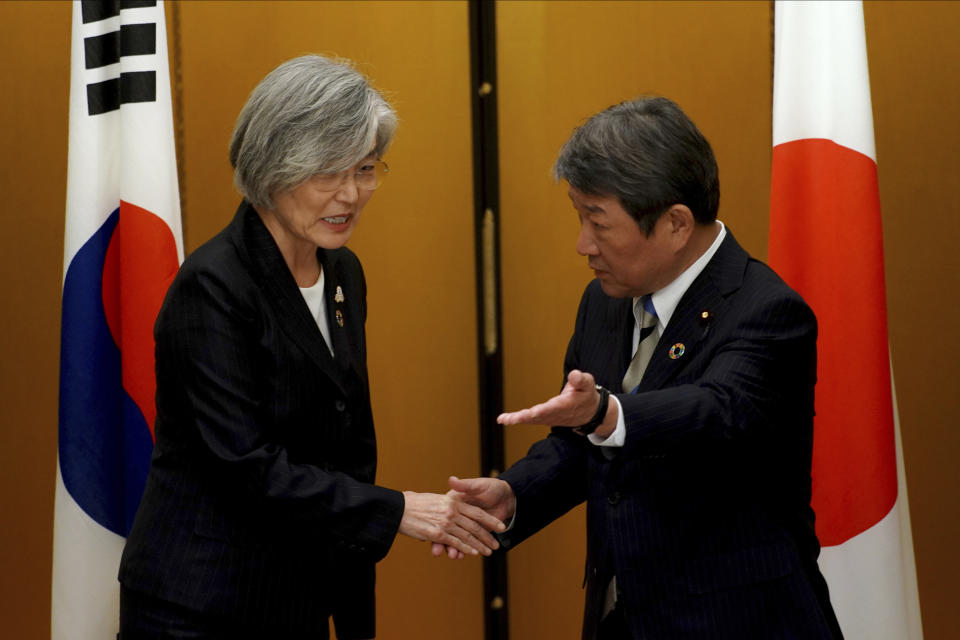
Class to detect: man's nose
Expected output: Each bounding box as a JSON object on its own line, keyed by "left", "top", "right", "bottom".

{"left": 576, "top": 226, "right": 597, "bottom": 256}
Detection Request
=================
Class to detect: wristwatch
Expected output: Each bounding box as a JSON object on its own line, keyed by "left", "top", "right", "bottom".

{"left": 574, "top": 384, "right": 610, "bottom": 436}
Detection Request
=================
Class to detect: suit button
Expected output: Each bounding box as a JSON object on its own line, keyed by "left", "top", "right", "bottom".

{"left": 335, "top": 400, "right": 346, "bottom": 412}
{"left": 608, "top": 491, "right": 621, "bottom": 505}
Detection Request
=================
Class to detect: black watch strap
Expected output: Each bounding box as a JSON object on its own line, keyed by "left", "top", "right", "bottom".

{"left": 574, "top": 384, "right": 610, "bottom": 436}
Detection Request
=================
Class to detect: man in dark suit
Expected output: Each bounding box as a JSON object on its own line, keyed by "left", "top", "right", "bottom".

{"left": 445, "top": 97, "right": 844, "bottom": 639}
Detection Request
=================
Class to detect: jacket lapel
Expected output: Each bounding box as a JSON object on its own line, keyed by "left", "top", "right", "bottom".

{"left": 636, "top": 231, "right": 748, "bottom": 392}
{"left": 319, "top": 249, "right": 365, "bottom": 386}
{"left": 232, "top": 201, "right": 347, "bottom": 395}
{"left": 612, "top": 297, "right": 638, "bottom": 391}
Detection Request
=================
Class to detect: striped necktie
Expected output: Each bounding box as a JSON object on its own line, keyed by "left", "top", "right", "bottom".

{"left": 621, "top": 295, "right": 658, "bottom": 393}
{"left": 600, "top": 303, "right": 659, "bottom": 621}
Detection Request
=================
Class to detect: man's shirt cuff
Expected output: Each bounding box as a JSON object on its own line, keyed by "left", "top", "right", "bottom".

{"left": 587, "top": 394, "right": 626, "bottom": 447}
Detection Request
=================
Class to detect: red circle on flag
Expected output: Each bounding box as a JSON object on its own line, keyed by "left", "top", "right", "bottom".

{"left": 101, "top": 200, "right": 180, "bottom": 441}
{"left": 770, "top": 138, "right": 898, "bottom": 546}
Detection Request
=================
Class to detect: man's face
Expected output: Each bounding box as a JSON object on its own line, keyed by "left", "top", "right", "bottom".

{"left": 569, "top": 187, "right": 681, "bottom": 298}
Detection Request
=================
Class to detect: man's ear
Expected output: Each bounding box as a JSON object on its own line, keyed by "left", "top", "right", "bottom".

{"left": 667, "top": 204, "right": 695, "bottom": 248}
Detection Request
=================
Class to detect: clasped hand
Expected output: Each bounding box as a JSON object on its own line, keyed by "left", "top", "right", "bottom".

{"left": 428, "top": 370, "right": 608, "bottom": 560}
{"left": 399, "top": 488, "right": 506, "bottom": 557}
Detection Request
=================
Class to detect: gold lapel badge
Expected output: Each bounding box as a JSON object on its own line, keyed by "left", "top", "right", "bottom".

{"left": 335, "top": 309, "right": 344, "bottom": 327}
{"left": 668, "top": 343, "right": 685, "bottom": 360}
{"left": 334, "top": 286, "right": 345, "bottom": 304}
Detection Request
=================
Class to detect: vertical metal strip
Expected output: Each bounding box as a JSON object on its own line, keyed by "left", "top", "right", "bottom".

{"left": 482, "top": 209, "right": 498, "bottom": 356}
{"left": 468, "top": 2, "right": 508, "bottom": 639}
{"left": 169, "top": 0, "right": 186, "bottom": 235}
{"left": 771, "top": 0, "right": 776, "bottom": 125}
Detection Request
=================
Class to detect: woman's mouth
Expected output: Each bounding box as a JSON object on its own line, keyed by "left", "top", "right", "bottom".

{"left": 322, "top": 215, "right": 351, "bottom": 226}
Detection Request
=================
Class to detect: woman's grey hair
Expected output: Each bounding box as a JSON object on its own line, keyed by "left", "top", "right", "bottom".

{"left": 553, "top": 96, "right": 719, "bottom": 235}
{"left": 229, "top": 54, "right": 397, "bottom": 210}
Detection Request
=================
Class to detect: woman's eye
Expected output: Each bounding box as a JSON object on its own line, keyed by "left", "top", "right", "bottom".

{"left": 314, "top": 174, "right": 341, "bottom": 188}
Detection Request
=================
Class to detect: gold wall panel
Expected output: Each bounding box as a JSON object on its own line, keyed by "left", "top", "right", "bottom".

{"left": 864, "top": 3, "right": 960, "bottom": 639}
{"left": 174, "top": 2, "right": 483, "bottom": 638}
{"left": 0, "top": 2, "right": 483, "bottom": 639}
{"left": 2, "top": 1, "right": 960, "bottom": 638}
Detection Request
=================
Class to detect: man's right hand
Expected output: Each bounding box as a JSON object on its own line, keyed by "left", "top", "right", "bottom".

{"left": 431, "top": 476, "right": 516, "bottom": 559}
{"left": 399, "top": 489, "right": 505, "bottom": 557}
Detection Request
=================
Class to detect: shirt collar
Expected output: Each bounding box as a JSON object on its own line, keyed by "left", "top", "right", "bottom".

{"left": 642, "top": 220, "right": 726, "bottom": 331}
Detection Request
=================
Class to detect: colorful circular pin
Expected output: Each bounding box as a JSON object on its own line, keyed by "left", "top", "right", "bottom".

{"left": 668, "top": 343, "right": 685, "bottom": 359}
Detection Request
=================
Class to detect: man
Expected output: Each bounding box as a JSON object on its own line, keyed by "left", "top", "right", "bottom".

{"left": 444, "top": 97, "right": 843, "bottom": 639}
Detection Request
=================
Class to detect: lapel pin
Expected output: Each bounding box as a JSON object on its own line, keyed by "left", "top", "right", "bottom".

{"left": 335, "top": 309, "right": 344, "bottom": 327}
{"left": 668, "top": 343, "right": 685, "bottom": 360}
{"left": 698, "top": 310, "right": 714, "bottom": 339}
{"left": 334, "top": 286, "right": 345, "bottom": 304}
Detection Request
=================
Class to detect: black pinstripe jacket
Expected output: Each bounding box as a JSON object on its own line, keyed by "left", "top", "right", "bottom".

{"left": 499, "top": 231, "right": 843, "bottom": 639}
{"left": 119, "top": 201, "right": 403, "bottom": 639}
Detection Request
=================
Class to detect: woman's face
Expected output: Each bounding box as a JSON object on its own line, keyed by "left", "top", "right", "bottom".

{"left": 267, "top": 157, "right": 376, "bottom": 251}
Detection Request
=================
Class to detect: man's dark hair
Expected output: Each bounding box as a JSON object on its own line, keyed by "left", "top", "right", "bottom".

{"left": 553, "top": 96, "right": 720, "bottom": 234}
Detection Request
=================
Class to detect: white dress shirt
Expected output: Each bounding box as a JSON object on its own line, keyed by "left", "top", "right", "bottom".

{"left": 299, "top": 268, "right": 335, "bottom": 357}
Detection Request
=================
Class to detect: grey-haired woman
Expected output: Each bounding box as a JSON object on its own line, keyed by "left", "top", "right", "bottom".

{"left": 118, "top": 54, "right": 502, "bottom": 639}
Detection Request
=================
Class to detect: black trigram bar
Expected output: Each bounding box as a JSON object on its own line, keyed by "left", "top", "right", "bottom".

{"left": 84, "top": 23, "right": 157, "bottom": 69}
{"left": 81, "top": 0, "right": 158, "bottom": 25}
{"left": 86, "top": 71, "right": 156, "bottom": 115}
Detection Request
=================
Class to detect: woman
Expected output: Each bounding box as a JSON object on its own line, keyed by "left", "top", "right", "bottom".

{"left": 118, "top": 55, "right": 503, "bottom": 639}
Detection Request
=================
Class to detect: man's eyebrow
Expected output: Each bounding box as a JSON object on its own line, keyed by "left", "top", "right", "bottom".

{"left": 583, "top": 204, "right": 606, "bottom": 213}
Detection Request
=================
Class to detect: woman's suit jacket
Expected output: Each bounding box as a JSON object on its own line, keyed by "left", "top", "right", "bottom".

{"left": 499, "top": 231, "right": 842, "bottom": 639}
{"left": 119, "top": 201, "right": 403, "bottom": 639}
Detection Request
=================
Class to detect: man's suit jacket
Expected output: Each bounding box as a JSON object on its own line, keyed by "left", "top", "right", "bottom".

{"left": 499, "top": 231, "right": 843, "bottom": 639}
{"left": 119, "top": 201, "right": 404, "bottom": 639}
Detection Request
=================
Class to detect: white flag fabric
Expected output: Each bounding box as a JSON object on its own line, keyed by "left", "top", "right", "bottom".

{"left": 769, "top": 2, "right": 922, "bottom": 638}
{"left": 53, "top": 1, "right": 182, "bottom": 637}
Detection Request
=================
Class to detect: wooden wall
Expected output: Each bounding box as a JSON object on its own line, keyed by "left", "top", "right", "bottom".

{"left": 1, "top": 2, "right": 957, "bottom": 638}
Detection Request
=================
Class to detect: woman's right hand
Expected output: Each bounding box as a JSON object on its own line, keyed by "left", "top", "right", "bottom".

{"left": 398, "top": 490, "right": 506, "bottom": 557}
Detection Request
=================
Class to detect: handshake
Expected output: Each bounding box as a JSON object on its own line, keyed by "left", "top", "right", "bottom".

{"left": 398, "top": 476, "right": 516, "bottom": 560}
{"left": 398, "top": 370, "right": 611, "bottom": 559}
